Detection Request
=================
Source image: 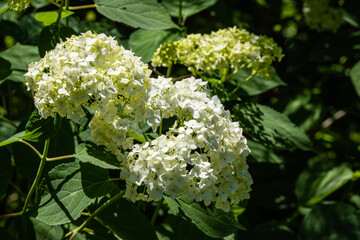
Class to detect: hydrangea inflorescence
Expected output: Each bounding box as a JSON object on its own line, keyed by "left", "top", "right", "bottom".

{"left": 303, "top": 0, "right": 343, "bottom": 32}
{"left": 7, "top": 0, "right": 33, "bottom": 11}
{"left": 152, "top": 27, "right": 283, "bottom": 79}
{"left": 26, "top": 31, "right": 253, "bottom": 211}
{"left": 26, "top": 31, "right": 151, "bottom": 122}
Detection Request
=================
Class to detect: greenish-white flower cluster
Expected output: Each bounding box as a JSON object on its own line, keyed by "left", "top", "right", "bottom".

{"left": 303, "top": 0, "right": 343, "bottom": 32}
{"left": 152, "top": 27, "right": 283, "bottom": 79}
{"left": 26, "top": 31, "right": 151, "bottom": 122}
{"left": 26, "top": 31, "right": 252, "bottom": 212}
{"left": 7, "top": 0, "right": 33, "bottom": 11}
{"left": 118, "top": 77, "right": 252, "bottom": 211}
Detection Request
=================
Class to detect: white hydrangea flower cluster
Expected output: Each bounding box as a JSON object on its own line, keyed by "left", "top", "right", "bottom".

{"left": 7, "top": 0, "right": 33, "bottom": 11}
{"left": 116, "top": 77, "right": 252, "bottom": 211}
{"left": 26, "top": 31, "right": 151, "bottom": 122}
{"left": 152, "top": 27, "right": 283, "bottom": 79}
{"left": 26, "top": 31, "right": 253, "bottom": 212}
{"left": 303, "top": 0, "right": 343, "bottom": 32}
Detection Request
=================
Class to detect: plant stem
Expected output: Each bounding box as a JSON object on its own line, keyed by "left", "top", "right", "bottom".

{"left": 56, "top": 0, "right": 65, "bottom": 28}
{"left": 47, "top": 154, "right": 74, "bottom": 161}
{"left": 10, "top": 68, "right": 27, "bottom": 72}
{"left": 142, "top": 131, "right": 151, "bottom": 144}
{"left": 225, "top": 69, "right": 239, "bottom": 81}
{"left": 0, "top": 212, "right": 22, "bottom": 219}
{"left": 69, "top": 4, "right": 96, "bottom": 10}
{"left": 148, "top": 63, "right": 164, "bottom": 76}
{"left": 166, "top": 64, "right": 172, "bottom": 78}
{"left": 46, "top": 0, "right": 60, "bottom": 7}
{"left": 150, "top": 200, "right": 163, "bottom": 225}
{"left": 159, "top": 115, "right": 163, "bottom": 135}
{"left": 9, "top": 182, "right": 26, "bottom": 199}
{"left": 1, "top": 116, "right": 17, "bottom": 128}
{"left": 109, "top": 178, "right": 122, "bottom": 182}
{"left": 65, "top": 0, "right": 70, "bottom": 27}
{"left": 19, "top": 140, "right": 42, "bottom": 159}
{"left": 22, "top": 139, "right": 50, "bottom": 214}
{"left": 66, "top": 191, "right": 124, "bottom": 240}
{"left": 220, "top": 68, "right": 229, "bottom": 83}
{"left": 45, "top": 0, "right": 96, "bottom": 10}
{"left": 178, "top": 0, "right": 183, "bottom": 26}
{"left": 231, "top": 70, "right": 257, "bottom": 94}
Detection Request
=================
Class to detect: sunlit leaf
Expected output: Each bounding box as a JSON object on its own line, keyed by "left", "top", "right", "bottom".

{"left": 35, "top": 161, "right": 115, "bottom": 225}
{"left": 96, "top": 198, "right": 157, "bottom": 240}
{"left": 295, "top": 164, "right": 353, "bottom": 205}
{"left": 75, "top": 143, "right": 120, "bottom": 169}
{"left": 350, "top": 61, "right": 360, "bottom": 97}
{"left": 95, "top": 0, "right": 178, "bottom": 30}
{"left": 165, "top": 196, "right": 245, "bottom": 238}
{"left": 162, "top": 0, "right": 217, "bottom": 18}
{"left": 229, "top": 67, "right": 286, "bottom": 96}
{"left": 233, "top": 103, "right": 312, "bottom": 151}
{"left": 129, "top": 29, "right": 182, "bottom": 62}
{"left": 0, "top": 43, "right": 39, "bottom": 83}
{"left": 35, "top": 11, "right": 74, "bottom": 26}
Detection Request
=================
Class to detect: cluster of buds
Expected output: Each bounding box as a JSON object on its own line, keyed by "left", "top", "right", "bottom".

{"left": 152, "top": 27, "right": 283, "bottom": 79}
{"left": 7, "top": 0, "right": 33, "bottom": 11}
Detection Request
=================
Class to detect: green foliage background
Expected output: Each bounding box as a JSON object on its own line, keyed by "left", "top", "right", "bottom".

{"left": 0, "top": 0, "right": 360, "bottom": 239}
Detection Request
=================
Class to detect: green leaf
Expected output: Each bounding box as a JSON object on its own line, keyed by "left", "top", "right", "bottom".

{"left": 0, "top": 5, "right": 10, "bottom": 15}
{"left": 0, "top": 119, "right": 17, "bottom": 142}
{"left": 0, "top": 131, "right": 39, "bottom": 147}
{"left": 229, "top": 67, "right": 286, "bottom": 96}
{"left": 301, "top": 202, "right": 360, "bottom": 240}
{"left": 208, "top": 83, "right": 242, "bottom": 102}
{"left": 48, "top": 118, "right": 76, "bottom": 157}
{"left": 31, "top": 0, "right": 51, "bottom": 9}
{"left": 0, "top": 43, "right": 39, "bottom": 83}
{"left": 35, "top": 11, "right": 74, "bottom": 26}
{"left": 19, "top": 13, "right": 44, "bottom": 45}
{"left": 35, "top": 161, "right": 115, "bottom": 225}
{"left": 295, "top": 164, "right": 353, "bottom": 205}
{"left": 129, "top": 29, "right": 182, "bottom": 62}
{"left": 342, "top": 10, "right": 360, "bottom": 28}
{"left": 281, "top": 92, "right": 323, "bottom": 131}
{"left": 96, "top": 198, "right": 157, "bottom": 240}
{"left": 95, "top": 0, "right": 178, "bottom": 30}
{"left": 165, "top": 196, "right": 245, "bottom": 238}
{"left": 75, "top": 143, "right": 121, "bottom": 169}
{"left": 157, "top": 214, "right": 214, "bottom": 240}
{"left": 31, "top": 217, "right": 64, "bottom": 240}
{"left": 232, "top": 103, "right": 312, "bottom": 151}
{"left": 67, "top": 17, "right": 126, "bottom": 46}
{"left": 0, "top": 57, "right": 11, "bottom": 81}
{"left": 30, "top": 217, "right": 86, "bottom": 240}
{"left": 127, "top": 130, "right": 146, "bottom": 143}
{"left": 0, "top": 148, "right": 12, "bottom": 199}
{"left": 38, "top": 25, "right": 76, "bottom": 57}
{"left": 25, "top": 110, "right": 62, "bottom": 141}
{"left": 350, "top": 61, "right": 360, "bottom": 97}
{"left": 248, "top": 140, "right": 283, "bottom": 164}
{"left": 161, "top": 0, "right": 217, "bottom": 18}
